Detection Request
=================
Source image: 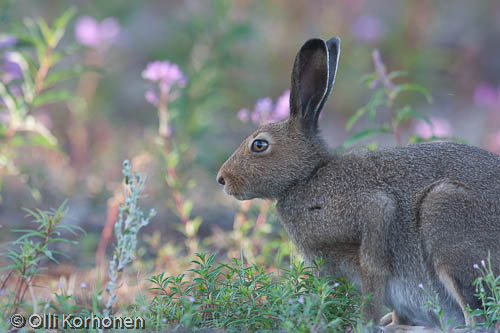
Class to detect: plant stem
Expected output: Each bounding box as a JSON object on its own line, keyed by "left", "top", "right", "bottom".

{"left": 372, "top": 50, "right": 402, "bottom": 146}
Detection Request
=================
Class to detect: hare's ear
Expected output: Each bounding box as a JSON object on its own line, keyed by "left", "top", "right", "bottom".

{"left": 289, "top": 37, "right": 340, "bottom": 134}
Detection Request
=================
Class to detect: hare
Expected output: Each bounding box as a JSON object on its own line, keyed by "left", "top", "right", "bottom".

{"left": 216, "top": 36, "right": 500, "bottom": 326}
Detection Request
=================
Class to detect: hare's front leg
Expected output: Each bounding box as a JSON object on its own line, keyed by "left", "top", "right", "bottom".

{"left": 358, "top": 192, "right": 397, "bottom": 324}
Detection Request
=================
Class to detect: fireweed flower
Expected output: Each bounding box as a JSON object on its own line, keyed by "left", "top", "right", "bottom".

{"left": 237, "top": 108, "right": 250, "bottom": 122}
{"left": 2, "top": 52, "right": 23, "bottom": 81}
{"left": 142, "top": 61, "right": 187, "bottom": 104}
{"left": 474, "top": 83, "right": 500, "bottom": 107}
{"left": 414, "top": 117, "right": 451, "bottom": 139}
{"left": 239, "top": 90, "right": 290, "bottom": 126}
{"left": 75, "top": 16, "right": 120, "bottom": 48}
{"left": 0, "top": 34, "right": 17, "bottom": 48}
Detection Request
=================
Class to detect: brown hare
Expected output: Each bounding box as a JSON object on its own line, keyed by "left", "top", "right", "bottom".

{"left": 216, "top": 36, "right": 500, "bottom": 327}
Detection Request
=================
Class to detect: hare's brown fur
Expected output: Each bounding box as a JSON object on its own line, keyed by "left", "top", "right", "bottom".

{"left": 217, "top": 37, "right": 500, "bottom": 326}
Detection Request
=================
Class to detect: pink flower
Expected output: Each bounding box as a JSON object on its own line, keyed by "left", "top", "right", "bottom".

{"left": 270, "top": 90, "right": 290, "bottom": 122}
{"left": 237, "top": 108, "right": 249, "bottom": 122}
{"left": 2, "top": 52, "right": 22, "bottom": 80}
{"left": 473, "top": 83, "right": 500, "bottom": 107}
{"left": 254, "top": 97, "right": 273, "bottom": 115}
{"left": 142, "top": 61, "right": 187, "bottom": 91}
{"left": 0, "top": 34, "right": 17, "bottom": 48}
{"left": 75, "top": 16, "right": 120, "bottom": 48}
{"left": 145, "top": 90, "right": 159, "bottom": 106}
{"left": 414, "top": 117, "right": 451, "bottom": 139}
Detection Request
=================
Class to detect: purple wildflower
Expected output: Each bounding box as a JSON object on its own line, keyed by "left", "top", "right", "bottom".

{"left": 418, "top": 283, "right": 424, "bottom": 289}
{"left": 269, "top": 90, "right": 290, "bottom": 123}
{"left": 474, "top": 83, "right": 499, "bottom": 107}
{"left": 75, "top": 16, "right": 120, "bottom": 48}
{"left": 352, "top": 15, "right": 387, "bottom": 43}
{"left": 145, "top": 90, "right": 159, "bottom": 106}
{"left": 239, "top": 90, "right": 291, "bottom": 126}
{"left": 288, "top": 298, "right": 294, "bottom": 304}
{"left": 237, "top": 108, "right": 250, "bottom": 122}
{"left": 142, "top": 61, "right": 187, "bottom": 96}
{"left": 162, "top": 318, "right": 167, "bottom": 324}
{"left": 473, "top": 264, "right": 479, "bottom": 269}
{"left": 298, "top": 295, "right": 305, "bottom": 304}
{"left": 2, "top": 52, "right": 23, "bottom": 81}
{"left": 0, "top": 34, "right": 17, "bottom": 48}
{"left": 414, "top": 117, "right": 451, "bottom": 139}
{"left": 254, "top": 97, "right": 273, "bottom": 115}
{"left": 80, "top": 282, "right": 87, "bottom": 289}
{"left": 188, "top": 296, "right": 195, "bottom": 303}
{"left": 481, "top": 259, "right": 486, "bottom": 268}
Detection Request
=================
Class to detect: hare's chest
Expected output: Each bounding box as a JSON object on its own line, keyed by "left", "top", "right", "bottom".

{"left": 276, "top": 194, "right": 361, "bottom": 253}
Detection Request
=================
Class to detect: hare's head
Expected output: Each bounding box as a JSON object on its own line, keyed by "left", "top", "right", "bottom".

{"left": 217, "top": 37, "right": 340, "bottom": 200}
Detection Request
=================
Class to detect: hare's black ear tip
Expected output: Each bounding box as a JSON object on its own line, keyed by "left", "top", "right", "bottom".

{"left": 327, "top": 37, "right": 341, "bottom": 48}
{"left": 301, "top": 38, "right": 327, "bottom": 50}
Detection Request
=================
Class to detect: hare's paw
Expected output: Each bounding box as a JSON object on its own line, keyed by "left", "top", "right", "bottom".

{"left": 379, "top": 311, "right": 401, "bottom": 326}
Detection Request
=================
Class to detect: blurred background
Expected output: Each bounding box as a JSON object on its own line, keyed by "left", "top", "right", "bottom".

{"left": 1, "top": 0, "right": 500, "bottom": 271}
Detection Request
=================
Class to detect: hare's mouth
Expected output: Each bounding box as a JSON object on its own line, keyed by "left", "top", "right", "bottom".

{"left": 224, "top": 187, "right": 253, "bottom": 201}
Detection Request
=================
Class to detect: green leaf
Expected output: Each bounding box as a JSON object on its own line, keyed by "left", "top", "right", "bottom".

{"left": 0, "top": 124, "right": 7, "bottom": 137}
{"left": 32, "top": 89, "right": 70, "bottom": 107}
{"left": 342, "top": 127, "right": 390, "bottom": 148}
{"left": 345, "top": 107, "right": 367, "bottom": 132}
{"left": 22, "top": 17, "right": 47, "bottom": 63}
{"left": 360, "top": 72, "right": 377, "bottom": 87}
{"left": 37, "top": 18, "right": 52, "bottom": 46}
{"left": 44, "top": 249, "right": 59, "bottom": 263}
{"left": 395, "top": 105, "right": 432, "bottom": 126}
{"left": 0, "top": 81, "right": 18, "bottom": 112}
{"left": 51, "top": 9, "right": 76, "bottom": 47}
{"left": 9, "top": 134, "right": 25, "bottom": 146}
{"left": 27, "top": 133, "right": 58, "bottom": 149}
{"left": 183, "top": 200, "right": 193, "bottom": 218}
{"left": 45, "top": 66, "right": 101, "bottom": 86}
{"left": 389, "top": 83, "right": 433, "bottom": 103}
{"left": 54, "top": 8, "right": 76, "bottom": 32}
{"left": 387, "top": 70, "right": 408, "bottom": 80}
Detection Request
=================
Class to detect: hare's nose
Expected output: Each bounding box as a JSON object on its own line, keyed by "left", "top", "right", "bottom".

{"left": 216, "top": 172, "right": 225, "bottom": 186}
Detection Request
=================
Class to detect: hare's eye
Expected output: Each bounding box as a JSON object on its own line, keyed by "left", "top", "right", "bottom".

{"left": 251, "top": 139, "right": 269, "bottom": 153}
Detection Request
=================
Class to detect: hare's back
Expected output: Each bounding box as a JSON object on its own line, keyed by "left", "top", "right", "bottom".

{"left": 367, "top": 142, "right": 500, "bottom": 202}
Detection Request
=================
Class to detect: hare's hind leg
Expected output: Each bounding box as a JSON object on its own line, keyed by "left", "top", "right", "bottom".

{"left": 435, "top": 266, "right": 474, "bottom": 325}
{"left": 418, "top": 180, "right": 499, "bottom": 325}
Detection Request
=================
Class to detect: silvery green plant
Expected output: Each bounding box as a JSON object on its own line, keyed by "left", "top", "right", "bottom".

{"left": 105, "top": 160, "right": 156, "bottom": 314}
